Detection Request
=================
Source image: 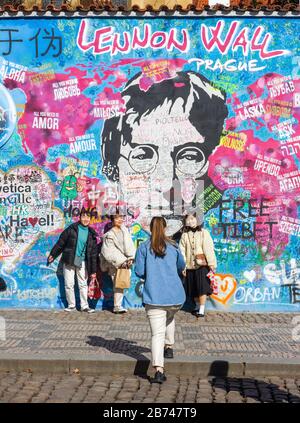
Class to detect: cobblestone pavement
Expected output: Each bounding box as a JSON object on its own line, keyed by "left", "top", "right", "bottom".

{"left": 0, "top": 371, "right": 300, "bottom": 403}
{"left": 0, "top": 310, "right": 299, "bottom": 360}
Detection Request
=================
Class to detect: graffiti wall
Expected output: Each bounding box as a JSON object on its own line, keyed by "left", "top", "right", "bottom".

{"left": 0, "top": 16, "right": 300, "bottom": 312}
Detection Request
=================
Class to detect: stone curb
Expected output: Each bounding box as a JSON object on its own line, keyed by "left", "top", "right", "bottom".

{"left": 0, "top": 354, "right": 299, "bottom": 377}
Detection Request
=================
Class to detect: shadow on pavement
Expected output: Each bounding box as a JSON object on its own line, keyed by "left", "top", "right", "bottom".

{"left": 87, "top": 336, "right": 151, "bottom": 378}
{"left": 208, "top": 361, "right": 300, "bottom": 403}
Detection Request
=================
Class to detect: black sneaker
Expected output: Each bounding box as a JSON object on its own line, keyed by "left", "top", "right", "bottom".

{"left": 164, "top": 347, "right": 174, "bottom": 359}
{"left": 151, "top": 371, "right": 167, "bottom": 384}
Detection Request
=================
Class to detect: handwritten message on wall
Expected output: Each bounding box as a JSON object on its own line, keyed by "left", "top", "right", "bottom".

{"left": 0, "top": 17, "right": 300, "bottom": 312}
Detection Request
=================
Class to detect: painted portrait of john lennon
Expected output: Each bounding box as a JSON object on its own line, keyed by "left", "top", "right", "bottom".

{"left": 101, "top": 70, "right": 228, "bottom": 234}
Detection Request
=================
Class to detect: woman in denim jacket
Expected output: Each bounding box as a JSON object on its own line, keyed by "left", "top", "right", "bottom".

{"left": 135, "top": 216, "right": 186, "bottom": 384}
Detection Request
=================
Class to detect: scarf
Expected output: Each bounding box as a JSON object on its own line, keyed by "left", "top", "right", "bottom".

{"left": 186, "top": 227, "right": 200, "bottom": 233}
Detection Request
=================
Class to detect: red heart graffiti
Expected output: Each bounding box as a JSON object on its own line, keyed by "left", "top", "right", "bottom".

{"left": 29, "top": 218, "right": 38, "bottom": 227}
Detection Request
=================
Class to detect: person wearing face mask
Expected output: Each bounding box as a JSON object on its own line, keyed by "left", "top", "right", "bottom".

{"left": 179, "top": 214, "right": 217, "bottom": 317}
{"left": 100, "top": 212, "right": 136, "bottom": 314}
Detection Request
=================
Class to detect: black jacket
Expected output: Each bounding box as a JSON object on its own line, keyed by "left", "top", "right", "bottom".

{"left": 50, "top": 223, "right": 98, "bottom": 276}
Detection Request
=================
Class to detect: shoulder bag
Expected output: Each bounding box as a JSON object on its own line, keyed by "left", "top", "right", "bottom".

{"left": 114, "top": 268, "right": 131, "bottom": 289}
{"left": 187, "top": 231, "right": 208, "bottom": 267}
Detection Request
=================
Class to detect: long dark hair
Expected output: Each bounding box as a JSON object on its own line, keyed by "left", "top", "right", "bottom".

{"left": 182, "top": 214, "right": 203, "bottom": 233}
{"left": 150, "top": 217, "right": 176, "bottom": 257}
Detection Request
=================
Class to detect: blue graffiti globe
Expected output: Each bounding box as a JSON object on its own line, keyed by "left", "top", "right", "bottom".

{"left": 0, "top": 83, "right": 17, "bottom": 149}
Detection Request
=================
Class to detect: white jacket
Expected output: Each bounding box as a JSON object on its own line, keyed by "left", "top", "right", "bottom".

{"left": 100, "top": 226, "right": 136, "bottom": 275}
{"left": 179, "top": 229, "right": 217, "bottom": 270}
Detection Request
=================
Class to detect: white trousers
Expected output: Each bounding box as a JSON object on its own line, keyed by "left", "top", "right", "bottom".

{"left": 145, "top": 305, "right": 180, "bottom": 368}
{"left": 63, "top": 263, "right": 89, "bottom": 310}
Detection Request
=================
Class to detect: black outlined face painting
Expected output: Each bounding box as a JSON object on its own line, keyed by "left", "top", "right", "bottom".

{"left": 102, "top": 70, "right": 228, "bottom": 234}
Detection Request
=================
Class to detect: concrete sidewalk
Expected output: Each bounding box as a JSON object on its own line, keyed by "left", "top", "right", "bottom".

{"left": 0, "top": 309, "right": 299, "bottom": 377}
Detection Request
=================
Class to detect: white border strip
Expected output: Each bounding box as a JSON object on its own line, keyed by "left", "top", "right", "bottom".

{"left": 0, "top": 10, "right": 299, "bottom": 18}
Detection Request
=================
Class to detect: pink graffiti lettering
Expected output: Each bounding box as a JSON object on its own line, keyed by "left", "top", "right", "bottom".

{"left": 201, "top": 20, "right": 239, "bottom": 55}
{"left": 201, "top": 20, "right": 287, "bottom": 60}
{"left": 77, "top": 21, "right": 189, "bottom": 56}
{"left": 77, "top": 21, "right": 112, "bottom": 54}
{"left": 132, "top": 25, "right": 150, "bottom": 48}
